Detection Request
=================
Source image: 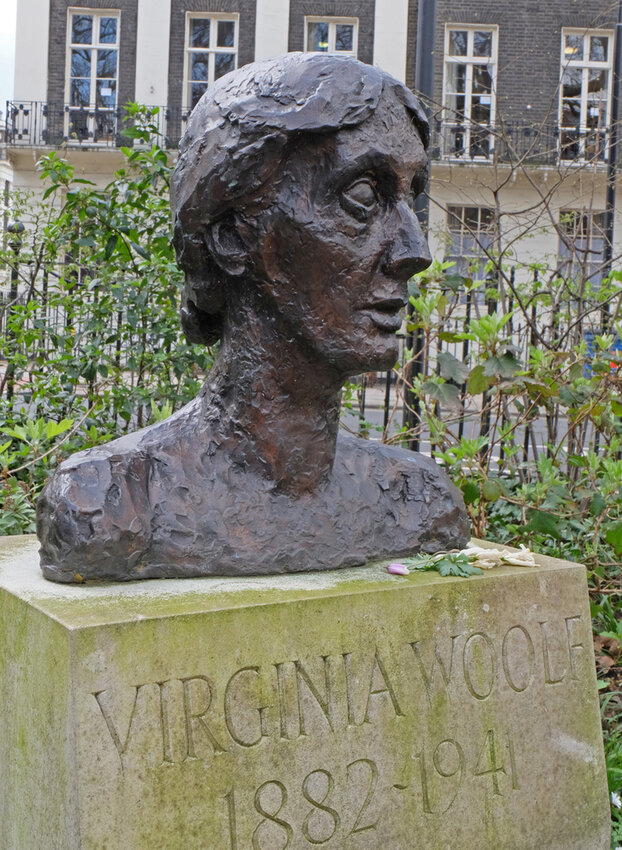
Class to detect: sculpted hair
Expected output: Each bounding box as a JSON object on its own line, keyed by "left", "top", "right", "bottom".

{"left": 171, "top": 52, "right": 429, "bottom": 345}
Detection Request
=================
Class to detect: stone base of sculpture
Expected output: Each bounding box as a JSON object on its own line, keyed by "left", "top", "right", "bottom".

{"left": 0, "top": 536, "right": 610, "bottom": 849}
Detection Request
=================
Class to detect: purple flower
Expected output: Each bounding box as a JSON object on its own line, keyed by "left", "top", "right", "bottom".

{"left": 387, "top": 562, "right": 409, "bottom": 576}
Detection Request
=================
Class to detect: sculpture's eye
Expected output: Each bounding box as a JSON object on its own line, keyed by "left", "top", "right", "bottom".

{"left": 341, "top": 178, "right": 379, "bottom": 221}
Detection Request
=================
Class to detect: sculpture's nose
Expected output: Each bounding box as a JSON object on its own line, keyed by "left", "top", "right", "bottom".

{"left": 383, "top": 202, "right": 432, "bottom": 281}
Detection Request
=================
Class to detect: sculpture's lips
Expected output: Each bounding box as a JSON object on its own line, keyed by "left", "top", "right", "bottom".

{"left": 361, "top": 299, "right": 405, "bottom": 332}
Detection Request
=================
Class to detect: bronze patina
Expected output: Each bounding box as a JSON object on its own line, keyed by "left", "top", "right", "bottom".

{"left": 37, "top": 53, "right": 469, "bottom": 582}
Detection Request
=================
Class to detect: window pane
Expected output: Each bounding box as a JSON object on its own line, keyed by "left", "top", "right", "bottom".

{"left": 590, "top": 36, "right": 608, "bottom": 62}
{"left": 72, "top": 14, "right": 93, "bottom": 44}
{"left": 560, "top": 130, "right": 580, "bottom": 159}
{"left": 446, "top": 94, "right": 465, "bottom": 119}
{"left": 307, "top": 21, "right": 329, "bottom": 52}
{"left": 472, "top": 65, "right": 492, "bottom": 94}
{"left": 217, "top": 20, "right": 235, "bottom": 48}
{"left": 446, "top": 62, "right": 466, "bottom": 93}
{"left": 214, "top": 52, "right": 235, "bottom": 80}
{"left": 470, "top": 126, "right": 490, "bottom": 157}
{"left": 70, "top": 79, "right": 91, "bottom": 107}
{"left": 471, "top": 97, "right": 491, "bottom": 124}
{"left": 99, "top": 17, "right": 117, "bottom": 44}
{"left": 335, "top": 24, "right": 354, "bottom": 52}
{"left": 71, "top": 48, "right": 91, "bottom": 78}
{"left": 480, "top": 208, "right": 494, "bottom": 228}
{"left": 190, "top": 82, "right": 207, "bottom": 109}
{"left": 190, "top": 19, "right": 210, "bottom": 48}
{"left": 96, "top": 79, "right": 116, "bottom": 108}
{"left": 190, "top": 53, "right": 209, "bottom": 82}
{"left": 463, "top": 207, "right": 480, "bottom": 229}
{"left": 588, "top": 67, "right": 608, "bottom": 96}
{"left": 95, "top": 111, "right": 116, "bottom": 140}
{"left": 69, "top": 110, "right": 89, "bottom": 140}
{"left": 449, "top": 30, "right": 467, "bottom": 56}
{"left": 473, "top": 31, "right": 492, "bottom": 57}
{"left": 446, "top": 127, "right": 465, "bottom": 155}
{"left": 565, "top": 34, "right": 583, "bottom": 61}
{"left": 561, "top": 100, "right": 581, "bottom": 128}
{"left": 562, "top": 68, "right": 582, "bottom": 98}
{"left": 97, "top": 49, "right": 117, "bottom": 78}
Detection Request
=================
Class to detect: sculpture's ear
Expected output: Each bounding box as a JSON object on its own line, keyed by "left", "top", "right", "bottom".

{"left": 203, "top": 213, "right": 249, "bottom": 277}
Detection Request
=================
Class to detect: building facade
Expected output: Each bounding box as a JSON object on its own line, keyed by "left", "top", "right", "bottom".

{"left": 4, "top": 0, "right": 622, "bottom": 277}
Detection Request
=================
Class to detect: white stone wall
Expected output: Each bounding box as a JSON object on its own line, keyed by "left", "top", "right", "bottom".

{"left": 373, "top": 0, "right": 409, "bottom": 82}
{"left": 135, "top": 0, "right": 171, "bottom": 106}
{"left": 13, "top": 0, "right": 49, "bottom": 102}
{"left": 254, "top": 0, "right": 290, "bottom": 60}
{"left": 428, "top": 165, "right": 622, "bottom": 282}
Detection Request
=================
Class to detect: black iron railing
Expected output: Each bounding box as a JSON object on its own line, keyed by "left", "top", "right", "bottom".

{"left": 4, "top": 101, "right": 190, "bottom": 151}
{"left": 5, "top": 101, "right": 615, "bottom": 168}
{"left": 429, "top": 119, "right": 611, "bottom": 166}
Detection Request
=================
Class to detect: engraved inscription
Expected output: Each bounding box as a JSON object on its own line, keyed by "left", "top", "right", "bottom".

{"left": 407, "top": 727, "right": 518, "bottom": 815}
{"left": 91, "top": 614, "right": 589, "bottom": 770}
{"left": 222, "top": 761, "right": 382, "bottom": 848}
{"left": 219, "top": 726, "right": 518, "bottom": 847}
{"left": 501, "top": 625, "right": 535, "bottom": 693}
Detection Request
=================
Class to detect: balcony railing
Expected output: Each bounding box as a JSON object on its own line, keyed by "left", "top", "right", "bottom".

{"left": 430, "top": 119, "right": 612, "bottom": 167}
{"left": 5, "top": 101, "right": 191, "bottom": 151}
{"left": 5, "top": 101, "right": 616, "bottom": 169}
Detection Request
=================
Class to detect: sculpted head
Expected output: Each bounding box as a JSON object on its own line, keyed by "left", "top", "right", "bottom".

{"left": 171, "top": 53, "right": 432, "bottom": 373}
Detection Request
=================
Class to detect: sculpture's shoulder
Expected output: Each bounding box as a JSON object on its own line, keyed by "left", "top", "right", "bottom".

{"left": 37, "top": 431, "right": 154, "bottom": 582}
{"left": 336, "top": 431, "right": 451, "bottom": 489}
{"left": 37, "top": 402, "right": 204, "bottom": 582}
{"left": 335, "top": 432, "right": 470, "bottom": 551}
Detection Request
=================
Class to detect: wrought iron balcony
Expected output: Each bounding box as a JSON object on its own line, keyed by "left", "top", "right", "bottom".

{"left": 429, "top": 119, "right": 611, "bottom": 167}
{"left": 5, "top": 101, "right": 614, "bottom": 169}
{"left": 5, "top": 101, "right": 190, "bottom": 151}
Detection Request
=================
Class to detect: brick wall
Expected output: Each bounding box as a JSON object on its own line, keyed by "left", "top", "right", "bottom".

{"left": 431, "top": 0, "right": 617, "bottom": 126}
{"left": 288, "top": 0, "right": 376, "bottom": 64}
{"left": 47, "top": 0, "right": 138, "bottom": 141}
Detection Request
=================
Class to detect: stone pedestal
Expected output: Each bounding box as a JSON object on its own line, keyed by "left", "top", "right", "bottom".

{"left": 0, "top": 536, "right": 610, "bottom": 849}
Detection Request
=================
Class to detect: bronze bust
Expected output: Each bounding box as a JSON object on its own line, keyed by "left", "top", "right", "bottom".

{"left": 37, "top": 53, "right": 469, "bottom": 582}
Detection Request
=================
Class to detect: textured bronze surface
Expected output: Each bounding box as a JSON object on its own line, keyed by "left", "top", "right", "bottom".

{"left": 37, "top": 53, "right": 469, "bottom": 582}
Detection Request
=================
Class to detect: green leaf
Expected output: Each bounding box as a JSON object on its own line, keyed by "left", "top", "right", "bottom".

{"left": 438, "top": 331, "right": 467, "bottom": 344}
{"left": 436, "top": 554, "right": 483, "bottom": 578}
{"left": 589, "top": 493, "right": 607, "bottom": 516}
{"left": 482, "top": 353, "right": 520, "bottom": 378}
{"left": 438, "top": 351, "right": 470, "bottom": 383}
{"left": 421, "top": 379, "right": 461, "bottom": 408}
{"left": 468, "top": 365, "right": 493, "bottom": 395}
{"left": 525, "top": 508, "right": 562, "bottom": 539}
{"left": 45, "top": 418, "right": 74, "bottom": 440}
{"left": 461, "top": 480, "right": 480, "bottom": 504}
{"left": 605, "top": 522, "right": 622, "bottom": 555}
{"left": 568, "top": 362, "right": 585, "bottom": 381}
{"left": 104, "top": 234, "right": 118, "bottom": 259}
{"left": 481, "top": 479, "right": 503, "bottom": 502}
{"left": 130, "top": 242, "right": 150, "bottom": 260}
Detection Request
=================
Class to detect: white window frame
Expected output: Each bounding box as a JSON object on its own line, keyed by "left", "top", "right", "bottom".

{"left": 64, "top": 8, "right": 120, "bottom": 144}
{"left": 442, "top": 24, "right": 498, "bottom": 160}
{"left": 558, "top": 209, "right": 606, "bottom": 285}
{"left": 446, "top": 205, "right": 495, "bottom": 280}
{"left": 182, "top": 12, "right": 239, "bottom": 113}
{"left": 559, "top": 28, "right": 613, "bottom": 164}
{"left": 304, "top": 16, "right": 358, "bottom": 57}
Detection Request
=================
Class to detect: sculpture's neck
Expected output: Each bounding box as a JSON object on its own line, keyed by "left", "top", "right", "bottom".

{"left": 201, "top": 292, "right": 344, "bottom": 495}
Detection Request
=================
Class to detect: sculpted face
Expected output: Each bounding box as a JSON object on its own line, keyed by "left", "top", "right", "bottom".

{"left": 244, "top": 95, "right": 431, "bottom": 374}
